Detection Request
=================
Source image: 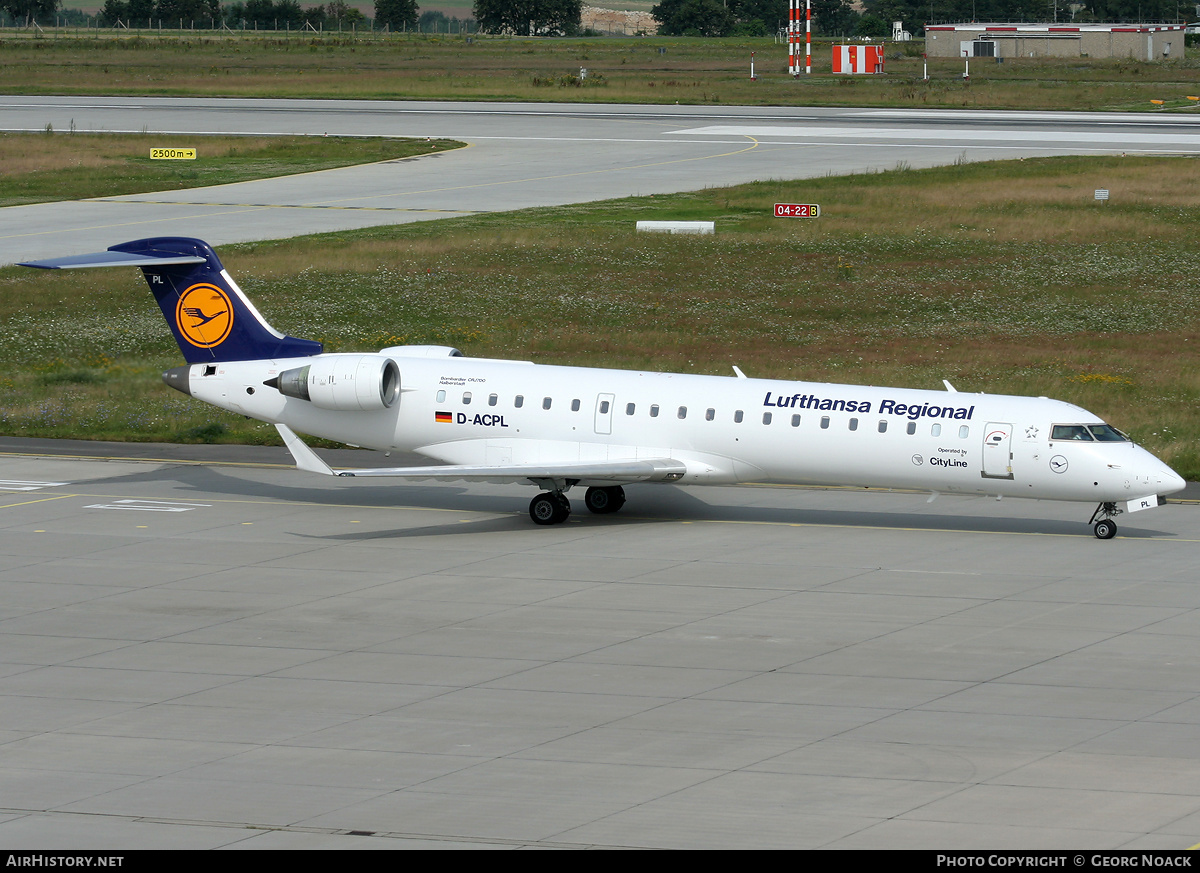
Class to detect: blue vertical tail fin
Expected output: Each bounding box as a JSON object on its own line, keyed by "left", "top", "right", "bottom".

{"left": 19, "top": 237, "right": 322, "bottom": 364}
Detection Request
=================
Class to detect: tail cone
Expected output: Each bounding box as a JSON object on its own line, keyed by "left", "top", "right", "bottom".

{"left": 162, "top": 366, "right": 191, "bottom": 397}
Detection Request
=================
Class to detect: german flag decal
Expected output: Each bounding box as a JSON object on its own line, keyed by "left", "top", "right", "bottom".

{"left": 435, "top": 411, "right": 453, "bottom": 423}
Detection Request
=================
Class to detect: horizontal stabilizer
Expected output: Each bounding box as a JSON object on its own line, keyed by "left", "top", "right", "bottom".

{"left": 18, "top": 251, "right": 207, "bottom": 270}
{"left": 275, "top": 425, "right": 685, "bottom": 485}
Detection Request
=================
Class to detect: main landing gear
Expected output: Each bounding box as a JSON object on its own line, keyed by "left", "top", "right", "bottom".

{"left": 1089, "top": 501, "right": 1120, "bottom": 540}
{"left": 529, "top": 491, "right": 571, "bottom": 525}
{"left": 528, "top": 486, "right": 627, "bottom": 525}
{"left": 584, "top": 485, "right": 626, "bottom": 515}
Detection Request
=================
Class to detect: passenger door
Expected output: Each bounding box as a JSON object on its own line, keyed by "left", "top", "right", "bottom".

{"left": 982, "top": 422, "right": 1014, "bottom": 480}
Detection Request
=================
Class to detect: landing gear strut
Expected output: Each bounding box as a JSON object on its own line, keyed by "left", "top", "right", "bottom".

{"left": 584, "top": 486, "right": 626, "bottom": 515}
{"left": 529, "top": 491, "right": 571, "bottom": 525}
{"left": 1089, "top": 501, "right": 1121, "bottom": 539}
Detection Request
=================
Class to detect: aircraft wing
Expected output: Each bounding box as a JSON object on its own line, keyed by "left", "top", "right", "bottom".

{"left": 276, "top": 425, "right": 686, "bottom": 485}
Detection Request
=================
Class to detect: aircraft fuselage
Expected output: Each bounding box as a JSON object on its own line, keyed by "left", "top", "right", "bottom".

{"left": 180, "top": 351, "right": 1181, "bottom": 506}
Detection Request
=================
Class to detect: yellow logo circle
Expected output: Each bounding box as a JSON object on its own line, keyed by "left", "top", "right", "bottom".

{"left": 175, "top": 283, "right": 233, "bottom": 348}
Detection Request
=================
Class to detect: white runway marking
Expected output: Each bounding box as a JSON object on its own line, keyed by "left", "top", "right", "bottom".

{"left": 84, "top": 498, "right": 211, "bottom": 512}
{"left": 0, "top": 479, "right": 69, "bottom": 491}
{"left": 671, "top": 124, "right": 1200, "bottom": 147}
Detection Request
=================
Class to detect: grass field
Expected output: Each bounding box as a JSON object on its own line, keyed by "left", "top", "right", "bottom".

{"left": 4, "top": 31, "right": 1200, "bottom": 110}
{"left": 0, "top": 132, "right": 461, "bottom": 206}
{"left": 2, "top": 35, "right": 1197, "bottom": 476}
{"left": 2, "top": 154, "right": 1198, "bottom": 477}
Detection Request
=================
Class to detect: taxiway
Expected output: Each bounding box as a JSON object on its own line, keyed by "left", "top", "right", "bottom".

{"left": 1, "top": 442, "right": 1198, "bottom": 848}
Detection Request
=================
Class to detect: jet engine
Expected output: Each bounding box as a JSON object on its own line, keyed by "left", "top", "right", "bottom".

{"left": 378, "top": 344, "right": 463, "bottom": 358}
{"left": 268, "top": 355, "right": 401, "bottom": 411}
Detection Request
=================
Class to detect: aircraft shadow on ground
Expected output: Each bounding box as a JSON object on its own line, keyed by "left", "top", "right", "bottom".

{"left": 70, "top": 464, "right": 1176, "bottom": 540}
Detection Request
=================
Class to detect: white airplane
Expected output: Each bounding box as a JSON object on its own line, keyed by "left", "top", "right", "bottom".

{"left": 20, "top": 237, "right": 1187, "bottom": 538}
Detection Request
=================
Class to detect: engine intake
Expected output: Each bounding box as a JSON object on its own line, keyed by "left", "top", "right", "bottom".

{"left": 268, "top": 355, "right": 400, "bottom": 411}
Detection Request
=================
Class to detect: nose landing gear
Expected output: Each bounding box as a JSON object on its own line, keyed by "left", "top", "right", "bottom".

{"left": 1089, "top": 502, "right": 1120, "bottom": 539}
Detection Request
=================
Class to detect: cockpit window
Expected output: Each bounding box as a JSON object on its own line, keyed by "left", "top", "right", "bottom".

{"left": 1089, "top": 424, "right": 1130, "bottom": 442}
{"left": 1051, "top": 425, "right": 1094, "bottom": 441}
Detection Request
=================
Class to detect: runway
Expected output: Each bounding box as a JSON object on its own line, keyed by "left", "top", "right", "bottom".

{"left": 3, "top": 99, "right": 1200, "bottom": 263}
{"left": 1, "top": 441, "right": 1198, "bottom": 848}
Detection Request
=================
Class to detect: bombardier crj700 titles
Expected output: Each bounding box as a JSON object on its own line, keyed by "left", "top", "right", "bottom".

{"left": 21, "top": 237, "right": 1187, "bottom": 538}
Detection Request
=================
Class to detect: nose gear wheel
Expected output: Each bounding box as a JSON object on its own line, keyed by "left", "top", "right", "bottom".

{"left": 1089, "top": 501, "right": 1121, "bottom": 540}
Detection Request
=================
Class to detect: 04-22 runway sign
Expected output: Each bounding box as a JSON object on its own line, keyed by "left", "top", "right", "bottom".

{"left": 774, "top": 203, "right": 820, "bottom": 218}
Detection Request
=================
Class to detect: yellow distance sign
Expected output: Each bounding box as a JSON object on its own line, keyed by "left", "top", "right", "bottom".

{"left": 150, "top": 147, "right": 196, "bottom": 160}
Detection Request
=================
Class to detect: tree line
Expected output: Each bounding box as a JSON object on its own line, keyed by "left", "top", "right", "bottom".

{"left": 652, "top": 0, "right": 1192, "bottom": 38}
{"left": 1, "top": 0, "right": 1190, "bottom": 33}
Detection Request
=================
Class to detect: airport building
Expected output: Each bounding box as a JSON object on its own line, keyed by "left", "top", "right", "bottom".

{"left": 924, "top": 22, "right": 1187, "bottom": 60}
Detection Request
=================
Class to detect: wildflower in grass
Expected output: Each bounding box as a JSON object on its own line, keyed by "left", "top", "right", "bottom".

{"left": 1071, "top": 373, "right": 1134, "bottom": 386}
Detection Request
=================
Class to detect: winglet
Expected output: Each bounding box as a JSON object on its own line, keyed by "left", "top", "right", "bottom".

{"left": 276, "top": 424, "right": 335, "bottom": 476}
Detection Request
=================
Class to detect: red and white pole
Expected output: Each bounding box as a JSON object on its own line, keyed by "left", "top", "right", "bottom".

{"left": 788, "top": 0, "right": 798, "bottom": 77}
{"left": 805, "top": 0, "right": 811, "bottom": 75}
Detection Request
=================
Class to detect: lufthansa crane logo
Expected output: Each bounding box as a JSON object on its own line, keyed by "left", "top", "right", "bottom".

{"left": 175, "top": 283, "right": 233, "bottom": 348}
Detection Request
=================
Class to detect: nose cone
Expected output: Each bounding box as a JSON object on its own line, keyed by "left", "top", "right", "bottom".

{"left": 1160, "top": 466, "right": 1187, "bottom": 496}
{"left": 1121, "top": 443, "right": 1188, "bottom": 498}
{"left": 1137, "top": 445, "right": 1187, "bottom": 496}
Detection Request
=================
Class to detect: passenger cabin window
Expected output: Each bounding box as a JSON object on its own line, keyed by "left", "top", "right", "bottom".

{"left": 705, "top": 408, "right": 715, "bottom": 421}
{"left": 488, "top": 394, "right": 498, "bottom": 407}
{"left": 571, "top": 399, "right": 580, "bottom": 412}
{"left": 543, "top": 397, "right": 552, "bottom": 410}
{"left": 791, "top": 414, "right": 801, "bottom": 427}
{"left": 958, "top": 425, "right": 969, "bottom": 439}
{"left": 762, "top": 412, "right": 772, "bottom": 425}
{"left": 650, "top": 405, "right": 660, "bottom": 418}
{"left": 931, "top": 423, "right": 941, "bottom": 437}
{"left": 878, "top": 420, "right": 887, "bottom": 433}
{"left": 734, "top": 410, "right": 744, "bottom": 423}
{"left": 906, "top": 422, "right": 916, "bottom": 435}
{"left": 820, "top": 416, "right": 830, "bottom": 429}
{"left": 848, "top": 418, "right": 858, "bottom": 431}
{"left": 627, "top": 403, "right": 636, "bottom": 416}
{"left": 515, "top": 395, "right": 524, "bottom": 408}
{"left": 462, "top": 392, "right": 472, "bottom": 405}
{"left": 677, "top": 406, "right": 687, "bottom": 420}
{"left": 599, "top": 400, "right": 609, "bottom": 414}
{"left": 1052, "top": 424, "right": 1094, "bottom": 441}
{"left": 436, "top": 390, "right": 446, "bottom": 402}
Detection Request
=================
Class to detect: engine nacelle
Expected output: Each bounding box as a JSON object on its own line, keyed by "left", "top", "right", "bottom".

{"left": 379, "top": 344, "right": 463, "bottom": 358}
{"left": 271, "top": 355, "right": 401, "bottom": 411}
